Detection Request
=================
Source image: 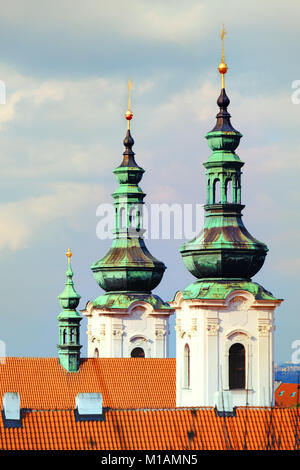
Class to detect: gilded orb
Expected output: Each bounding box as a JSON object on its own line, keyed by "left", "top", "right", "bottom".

{"left": 125, "top": 109, "right": 133, "bottom": 121}
{"left": 218, "top": 62, "right": 228, "bottom": 74}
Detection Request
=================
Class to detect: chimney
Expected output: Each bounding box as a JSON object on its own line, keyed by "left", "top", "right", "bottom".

{"left": 76, "top": 393, "right": 103, "bottom": 416}
{"left": 3, "top": 392, "right": 20, "bottom": 421}
{"left": 214, "top": 391, "right": 234, "bottom": 415}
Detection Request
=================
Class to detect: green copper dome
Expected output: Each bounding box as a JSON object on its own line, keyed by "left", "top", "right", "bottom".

{"left": 58, "top": 262, "right": 81, "bottom": 310}
{"left": 180, "top": 87, "right": 268, "bottom": 281}
{"left": 91, "top": 127, "right": 166, "bottom": 293}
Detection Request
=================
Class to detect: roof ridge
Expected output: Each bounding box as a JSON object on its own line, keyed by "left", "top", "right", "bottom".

{"left": 19, "top": 405, "right": 293, "bottom": 413}
{"left": 2, "top": 357, "right": 176, "bottom": 360}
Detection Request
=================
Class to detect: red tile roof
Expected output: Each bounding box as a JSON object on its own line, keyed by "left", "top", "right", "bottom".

{"left": 1, "top": 407, "right": 300, "bottom": 450}
{"left": 0, "top": 357, "right": 176, "bottom": 410}
{"left": 1, "top": 358, "right": 299, "bottom": 450}
{"left": 275, "top": 383, "right": 300, "bottom": 408}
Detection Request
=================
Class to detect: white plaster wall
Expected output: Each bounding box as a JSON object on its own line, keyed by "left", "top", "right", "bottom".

{"left": 173, "top": 291, "right": 281, "bottom": 408}
{"left": 84, "top": 303, "right": 172, "bottom": 358}
{"left": 175, "top": 304, "right": 205, "bottom": 407}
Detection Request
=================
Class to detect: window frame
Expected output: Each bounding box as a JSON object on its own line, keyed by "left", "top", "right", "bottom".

{"left": 229, "top": 342, "right": 246, "bottom": 390}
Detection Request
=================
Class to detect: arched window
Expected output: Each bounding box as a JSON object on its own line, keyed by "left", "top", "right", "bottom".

{"left": 183, "top": 344, "right": 190, "bottom": 388}
{"left": 62, "top": 329, "right": 67, "bottom": 344}
{"left": 131, "top": 347, "right": 145, "bottom": 358}
{"left": 129, "top": 206, "right": 136, "bottom": 228}
{"left": 226, "top": 179, "right": 233, "bottom": 203}
{"left": 94, "top": 348, "right": 99, "bottom": 358}
{"left": 229, "top": 343, "right": 245, "bottom": 389}
{"left": 70, "top": 328, "right": 74, "bottom": 344}
{"left": 235, "top": 175, "right": 241, "bottom": 204}
{"left": 207, "top": 179, "right": 211, "bottom": 204}
{"left": 119, "top": 206, "right": 126, "bottom": 228}
{"left": 213, "top": 179, "right": 221, "bottom": 204}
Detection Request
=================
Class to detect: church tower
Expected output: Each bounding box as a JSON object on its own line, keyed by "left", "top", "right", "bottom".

{"left": 57, "top": 248, "right": 82, "bottom": 372}
{"left": 82, "top": 81, "right": 174, "bottom": 358}
{"left": 171, "top": 28, "right": 282, "bottom": 408}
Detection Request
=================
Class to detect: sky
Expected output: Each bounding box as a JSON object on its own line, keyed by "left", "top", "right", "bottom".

{"left": 0, "top": 0, "right": 299, "bottom": 363}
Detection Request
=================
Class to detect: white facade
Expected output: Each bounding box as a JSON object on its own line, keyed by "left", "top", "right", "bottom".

{"left": 170, "top": 289, "right": 282, "bottom": 408}
{"left": 82, "top": 301, "right": 174, "bottom": 358}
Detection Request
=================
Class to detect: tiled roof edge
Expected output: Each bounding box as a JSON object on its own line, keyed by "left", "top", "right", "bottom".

{"left": 17, "top": 405, "right": 292, "bottom": 413}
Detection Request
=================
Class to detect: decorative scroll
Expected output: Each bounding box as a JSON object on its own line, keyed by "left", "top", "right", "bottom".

{"left": 257, "top": 319, "right": 272, "bottom": 337}
{"left": 206, "top": 318, "right": 220, "bottom": 336}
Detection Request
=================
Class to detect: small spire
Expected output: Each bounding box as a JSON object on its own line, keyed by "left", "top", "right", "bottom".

{"left": 209, "top": 26, "right": 238, "bottom": 133}
{"left": 65, "top": 248, "right": 73, "bottom": 279}
{"left": 125, "top": 79, "right": 133, "bottom": 130}
{"left": 120, "top": 79, "right": 140, "bottom": 168}
{"left": 57, "top": 248, "right": 82, "bottom": 373}
{"left": 58, "top": 249, "right": 80, "bottom": 304}
{"left": 218, "top": 25, "right": 228, "bottom": 89}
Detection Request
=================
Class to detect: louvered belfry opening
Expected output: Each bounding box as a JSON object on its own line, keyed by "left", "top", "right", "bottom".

{"left": 229, "top": 343, "right": 245, "bottom": 389}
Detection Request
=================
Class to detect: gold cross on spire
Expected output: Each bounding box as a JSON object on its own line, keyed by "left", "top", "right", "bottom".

{"left": 218, "top": 25, "right": 228, "bottom": 89}
{"left": 221, "top": 24, "right": 226, "bottom": 63}
{"left": 128, "top": 78, "right": 132, "bottom": 111}
{"left": 125, "top": 79, "right": 133, "bottom": 130}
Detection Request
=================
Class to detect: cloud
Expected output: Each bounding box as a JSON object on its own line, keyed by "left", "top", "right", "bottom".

{"left": 0, "top": 14, "right": 297, "bottom": 266}
{"left": 149, "top": 81, "right": 216, "bottom": 129}
{"left": 0, "top": 139, "right": 115, "bottom": 180}
{"left": 273, "top": 257, "right": 300, "bottom": 274}
{"left": 148, "top": 80, "right": 298, "bottom": 138}
{"left": 0, "top": 64, "right": 153, "bottom": 133}
{"left": 0, "top": 183, "right": 105, "bottom": 252}
{"left": 0, "top": 1, "right": 208, "bottom": 44}
{"left": 0, "top": 90, "right": 24, "bottom": 127}
{"left": 148, "top": 185, "right": 178, "bottom": 203}
{"left": 0, "top": 73, "right": 124, "bottom": 130}
{"left": 1, "top": 0, "right": 300, "bottom": 44}
{"left": 242, "top": 143, "right": 300, "bottom": 173}
{"left": 0, "top": 68, "right": 158, "bottom": 181}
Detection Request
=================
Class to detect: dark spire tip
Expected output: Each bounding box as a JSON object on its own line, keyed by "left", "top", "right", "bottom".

{"left": 123, "top": 129, "right": 134, "bottom": 150}
{"left": 217, "top": 88, "right": 230, "bottom": 110}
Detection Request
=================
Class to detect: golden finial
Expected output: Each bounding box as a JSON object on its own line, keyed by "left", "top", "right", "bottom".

{"left": 218, "top": 25, "right": 228, "bottom": 89}
{"left": 66, "top": 248, "right": 72, "bottom": 263}
{"left": 125, "top": 79, "right": 133, "bottom": 130}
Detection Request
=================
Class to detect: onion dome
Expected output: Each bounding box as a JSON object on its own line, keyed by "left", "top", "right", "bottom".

{"left": 180, "top": 30, "right": 268, "bottom": 281}
{"left": 91, "top": 81, "right": 166, "bottom": 293}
